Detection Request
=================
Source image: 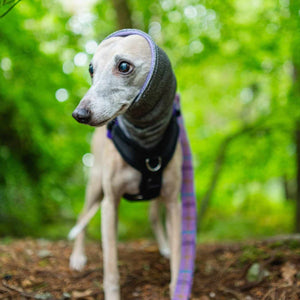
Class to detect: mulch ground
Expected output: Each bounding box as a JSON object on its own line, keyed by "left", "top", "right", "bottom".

{"left": 0, "top": 237, "right": 300, "bottom": 299}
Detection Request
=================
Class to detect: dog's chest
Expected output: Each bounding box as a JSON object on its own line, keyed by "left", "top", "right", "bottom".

{"left": 106, "top": 115, "right": 179, "bottom": 201}
{"left": 100, "top": 138, "right": 141, "bottom": 196}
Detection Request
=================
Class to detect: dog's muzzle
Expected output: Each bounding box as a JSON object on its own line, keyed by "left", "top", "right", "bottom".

{"left": 72, "top": 108, "right": 91, "bottom": 124}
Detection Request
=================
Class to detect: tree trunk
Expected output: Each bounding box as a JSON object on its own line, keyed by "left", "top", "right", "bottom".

{"left": 296, "top": 123, "right": 300, "bottom": 232}
{"left": 282, "top": 175, "right": 296, "bottom": 201}
{"left": 198, "top": 138, "right": 228, "bottom": 227}
{"left": 111, "top": 0, "right": 133, "bottom": 29}
{"left": 290, "top": 0, "right": 300, "bottom": 232}
{"left": 198, "top": 121, "right": 267, "bottom": 229}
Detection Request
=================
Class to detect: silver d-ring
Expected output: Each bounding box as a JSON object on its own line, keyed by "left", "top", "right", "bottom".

{"left": 145, "top": 157, "right": 162, "bottom": 172}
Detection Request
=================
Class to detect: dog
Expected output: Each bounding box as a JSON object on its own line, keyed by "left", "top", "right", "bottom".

{"left": 70, "top": 29, "right": 182, "bottom": 300}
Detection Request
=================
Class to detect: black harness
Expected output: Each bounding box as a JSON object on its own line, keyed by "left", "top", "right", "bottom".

{"left": 107, "top": 114, "right": 179, "bottom": 201}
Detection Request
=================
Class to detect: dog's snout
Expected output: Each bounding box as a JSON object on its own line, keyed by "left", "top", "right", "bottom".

{"left": 72, "top": 108, "right": 91, "bottom": 124}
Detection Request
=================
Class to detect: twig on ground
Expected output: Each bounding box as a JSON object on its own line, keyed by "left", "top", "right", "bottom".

{"left": 0, "top": 286, "right": 12, "bottom": 299}
{"left": 217, "top": 256, "right": 240, "bottom": 282}
{"left": 2, "top": 280, "right": 34, "bottom": 299}
{"left": 263, "top": 234, "right": 300, "bottom": 243}
{"left": 219, "top": 286, "right": 244, "bottom": 300}
{"left": 72, "top": 268, "right": 100, "bottom": 280}
{"left": 262, "top": 284, "right": 291, "bottom": 300}
{"left": 239, "top": 253, "right": 277, "bottom": 292}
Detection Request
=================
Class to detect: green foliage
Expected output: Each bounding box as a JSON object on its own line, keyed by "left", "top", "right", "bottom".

{"left": 240, "top": 245, "right": 270, "bottom": 264}
{"left": 0, "top": 0, "right": 299, "bottom": 240}
{"left": 0, "top": 0, "right": 91, "bottom": 236}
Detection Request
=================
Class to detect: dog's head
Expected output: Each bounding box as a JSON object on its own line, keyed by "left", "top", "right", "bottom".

{"left": 72, "top": 34, "right": 151, "bottom": 126}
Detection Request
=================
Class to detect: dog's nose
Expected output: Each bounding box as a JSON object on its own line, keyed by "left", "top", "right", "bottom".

{"left": 72, "top": 108, "right": 91, "bottom": 124}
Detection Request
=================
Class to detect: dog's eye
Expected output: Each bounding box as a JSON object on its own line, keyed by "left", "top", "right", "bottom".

{"left": 118, "top": 61, "right": 132, "bottom": 74}
{"left": 89, "top": 63, "right": 94, "bottom": 77}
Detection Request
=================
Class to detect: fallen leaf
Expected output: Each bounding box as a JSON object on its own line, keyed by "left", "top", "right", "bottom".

{"left": 62, "top": 292, "right": 71, "bottom": 299}
{"left": 37, "top": 249, "right": 52, "bottom": 258}
{"left": 72, "top": 289, "right": 94, "bottom": 298}
{"left": 21, "top": 278, "right": 32, "bottom": 288}
{"left": 34, "top": 293, "right": 53, "bottom": 300}
{"left": 281, "top": 262, "right": 297, "bottom": 285}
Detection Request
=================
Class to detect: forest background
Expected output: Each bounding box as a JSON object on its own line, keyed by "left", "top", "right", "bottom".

{"left": 1, "top": 0, "right": 300, "bottom": 243}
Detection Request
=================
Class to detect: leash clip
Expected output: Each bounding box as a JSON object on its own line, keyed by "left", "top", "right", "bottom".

{"left": 145, "top": 157, "right": 162, "bottom": 172}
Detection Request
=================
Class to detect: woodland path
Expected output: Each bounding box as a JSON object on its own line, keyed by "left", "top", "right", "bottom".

{"left": 0, "top": 237, "right": 300, "bottom": 299}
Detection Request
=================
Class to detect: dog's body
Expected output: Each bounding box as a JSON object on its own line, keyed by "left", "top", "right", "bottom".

{"left": 70, "top": 32, "right": 182, "bottom": 300}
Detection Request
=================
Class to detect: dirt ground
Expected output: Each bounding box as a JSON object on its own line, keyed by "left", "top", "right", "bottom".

{"left": 0, "top": 237, "right": 300, "bottom": 299}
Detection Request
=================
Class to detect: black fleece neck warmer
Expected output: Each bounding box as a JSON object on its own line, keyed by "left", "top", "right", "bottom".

{"left": 105, "top": 29, "right": 177, "bottom": 149}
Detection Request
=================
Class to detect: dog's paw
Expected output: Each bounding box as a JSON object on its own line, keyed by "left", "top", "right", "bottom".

{"left": 69, "top": 252, "right": 87, "bottom": 271}
{"left": 169, "top": 281, "right": 176, "bottom": 299}
{"left": 104, "top": 285, "right": 121, "bottom": 300}
{"left": 159, "top": 246, "right": 170, "bottom": 259}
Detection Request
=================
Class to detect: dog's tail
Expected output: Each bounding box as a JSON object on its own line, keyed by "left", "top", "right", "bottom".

{"left": 68, "top": 202, "right": 100, "bottom": 240}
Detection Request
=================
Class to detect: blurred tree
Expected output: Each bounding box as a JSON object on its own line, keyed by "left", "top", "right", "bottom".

{"left": 111, "top": 0, "right": 133, "bottom": 29}
{"left": 0, "top": 0, "right": 298, "bottom": 241}
{"left": 290, "top": 0, "right": 300, "bottom": 232}
{"left": 0, "top": 0, "right": 91, "bottom": 236}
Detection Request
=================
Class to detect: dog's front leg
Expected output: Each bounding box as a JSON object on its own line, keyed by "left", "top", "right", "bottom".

{"left": 101, "top": 194, "right": 120, "bottom": 300}
{"left": 165, "top": 195, "right": 182, "bottom": 299}
{"left": 149, "top": 200, "right": 170, "bottom": 258}
{"left": 69, "top": 167, "right": 102, "bottom": 270}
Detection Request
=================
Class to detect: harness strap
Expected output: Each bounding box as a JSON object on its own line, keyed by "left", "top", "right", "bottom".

{"left": 107, "top": 115, "right": 179, "bottom": 201}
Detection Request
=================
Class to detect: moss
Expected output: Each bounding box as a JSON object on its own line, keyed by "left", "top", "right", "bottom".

{"left": 240, "top": 245, "right": 270, "bottom": 264}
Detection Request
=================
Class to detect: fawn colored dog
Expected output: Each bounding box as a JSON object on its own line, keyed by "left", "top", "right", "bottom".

{"left": 70, "top": 31, "right": 182, "bottom": 300}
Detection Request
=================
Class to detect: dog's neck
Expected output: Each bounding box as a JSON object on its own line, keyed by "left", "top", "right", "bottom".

{"left": 117, "top": 93, "right": 174, "bottom": 149}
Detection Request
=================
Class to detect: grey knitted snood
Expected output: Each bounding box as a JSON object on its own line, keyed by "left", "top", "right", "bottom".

{"left": 105, "top": 29, "right": 177, "bottom": 149}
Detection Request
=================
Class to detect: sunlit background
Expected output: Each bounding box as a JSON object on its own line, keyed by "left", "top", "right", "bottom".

{"left": 0, "top": 0, "right": 299, "bottom": 242}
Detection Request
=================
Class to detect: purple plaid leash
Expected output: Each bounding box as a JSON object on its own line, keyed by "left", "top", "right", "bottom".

{"left": 173, "top": 94, "right": 197, "bottom": 300}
